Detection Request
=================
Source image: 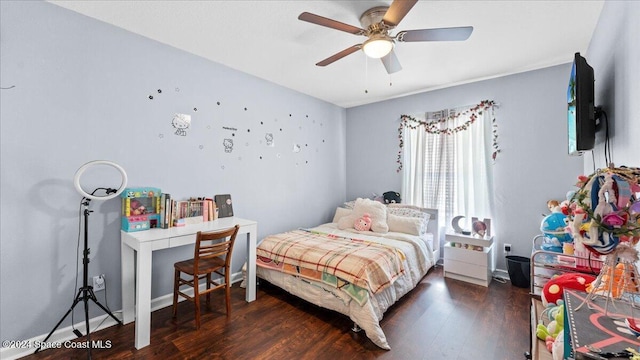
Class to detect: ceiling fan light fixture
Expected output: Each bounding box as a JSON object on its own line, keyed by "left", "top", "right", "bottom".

{"left": 362, "top": 35, "right": 394, "bottom": 59}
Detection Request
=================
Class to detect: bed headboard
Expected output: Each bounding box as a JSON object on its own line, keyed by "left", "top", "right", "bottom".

{"left": 387, "top": 204, "right": 440, "bottom": 259}
{"left": 419, "top": 207, "right": 440, "bottom": 259}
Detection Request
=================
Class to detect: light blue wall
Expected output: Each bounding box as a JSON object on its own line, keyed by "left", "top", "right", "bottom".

{"left": 345, "top": 65, "right": 584, "bottom": 271}
{"left": 585, "top": 1, "right": 639, "bottom": 171}
{"left": 0, "top": 1, "right": 346, "bottom": 342}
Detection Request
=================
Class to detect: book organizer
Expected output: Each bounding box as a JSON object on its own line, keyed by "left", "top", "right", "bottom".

{"left": 121, "top": 187, "right": 220, "bottom": 232}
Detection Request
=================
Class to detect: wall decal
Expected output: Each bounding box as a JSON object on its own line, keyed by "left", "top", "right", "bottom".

{"left": 223, "top": 139, "right": 234, "bottom": 153}
{"left": 199, "top": 145, "right": 204, "bottom": 150}
{"left": 172, "top": 113, "right": 191, "bottom": 136}
{"left": 265, "top": 133, "right": 274, "bottom": 147}
{"left": 293, "top": 144, "right": 301, "bottom": 153}
{"left": 158, "top": 134, "right": 164, "bottom": 138}
{"left": 148, "top": 89, "right": 162, "bottom": 100}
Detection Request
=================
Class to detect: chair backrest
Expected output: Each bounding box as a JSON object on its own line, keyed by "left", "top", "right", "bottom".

{"left": 193, "top": 225, "right": 240, "bottom": 274}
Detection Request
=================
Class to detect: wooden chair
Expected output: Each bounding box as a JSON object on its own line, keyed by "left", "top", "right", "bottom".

{"left": 172, "top": 224, "right": 239, "bottom": 329}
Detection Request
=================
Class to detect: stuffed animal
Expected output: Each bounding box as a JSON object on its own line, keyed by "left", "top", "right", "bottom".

{"left": 547, "top": 200, "right": 561, "bottom": 213}
{"left": 551, "top": 331, "right": 564, "bottom": 360}
{"left": 586, "top": 262, "right": 638, "bottom": 298}
{"left": 354, "top": 213, "right": 372, "bottom": 231}
{"left": 383, "top": 191, "right": 401, "bottom": 204}
{"left": 536, "top": 304, "right": 564, "bottom": 353}
{"left": 542, "top": 272, "right": 595, "bottom": 307}
{"left": 130, "top": 200, "right": 146, "bottom": 215}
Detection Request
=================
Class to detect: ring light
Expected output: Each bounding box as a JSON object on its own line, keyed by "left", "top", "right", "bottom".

{"left": 73, "top": 160, "right": 128, "bottom": 200}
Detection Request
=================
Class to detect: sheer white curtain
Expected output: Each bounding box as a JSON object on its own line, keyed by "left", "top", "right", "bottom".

{"left": 401, "top": 105, "right": 495, "bottom": 228}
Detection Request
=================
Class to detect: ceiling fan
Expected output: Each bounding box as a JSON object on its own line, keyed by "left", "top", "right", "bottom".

{"left": 298, "top": 0, "right": 473, "bottom": 74}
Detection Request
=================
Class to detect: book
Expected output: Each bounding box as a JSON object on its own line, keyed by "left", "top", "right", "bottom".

{"left": 202, "top": 199, "right": 209, "bottom": 222}
{"left": 160, "top": 194, "right": 166, "bottom": 228}
{"left": 564, "top": 289, "right": 640, "bottom": 359}
{"left": 163, "top": 194, "right": 171, "bottom": 228}
{"left": 214, "top": 194, "right": 233, "bottom": 218}
{"left": 209, "top": 198, "right": 218, "bottom": 220}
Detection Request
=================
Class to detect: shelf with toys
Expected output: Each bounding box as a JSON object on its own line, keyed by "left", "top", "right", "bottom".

{"left": 530, "top": 235, "right": 603, "bottom": 299}
{"left": 528, "top": 166, "right": 640, "bottom": 360}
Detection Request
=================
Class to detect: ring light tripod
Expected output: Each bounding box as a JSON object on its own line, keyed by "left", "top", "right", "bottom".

{"left": 35, "top": 161, "right": 127, "bottom": 359}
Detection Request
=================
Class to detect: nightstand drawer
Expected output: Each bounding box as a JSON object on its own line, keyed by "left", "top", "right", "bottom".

{"left": 444, "top": 242, "right": 490, "bottom": 266}
{"left": 445, "top": 258, "right": 491, "bottom": 281}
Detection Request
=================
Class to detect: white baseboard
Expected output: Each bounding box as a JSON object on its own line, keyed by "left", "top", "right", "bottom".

{"left": 1, "top": 271, "right": 244, "bottom": 360}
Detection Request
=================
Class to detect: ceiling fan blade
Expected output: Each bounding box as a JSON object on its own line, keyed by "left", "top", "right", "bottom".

{"left": 381, "top": 50, "right": 402, "bottom": 74}
{"left": 397, "top": 26, "right": 474, "bottom": 42}
{"left": 382, "top": 0, "right": 418, "bottom": 27}
{"left": 316, "top": 45, "right": 362, "bottom": 67}
{"left": 298, "top": 12, "right": 365, "bottom": 35}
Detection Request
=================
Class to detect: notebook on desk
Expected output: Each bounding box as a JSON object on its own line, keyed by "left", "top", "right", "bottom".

{"left": 214, "top": 194, "right": 233, "bottom": 218}
{"left": 564, "top": 289, "right": 640, "bottom": 359}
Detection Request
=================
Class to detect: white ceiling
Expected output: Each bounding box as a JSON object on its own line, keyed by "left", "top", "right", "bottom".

{"left": 48, "top": 0, "right": 603, "bottom": 108}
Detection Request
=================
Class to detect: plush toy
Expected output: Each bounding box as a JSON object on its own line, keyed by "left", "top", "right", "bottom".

{"left": 383, "top": 191, "right": 401, "bottom": 204}
{"left": 551, "top": 329, "right": 564, "bottom": 360}
{"left": 536, "top": 304, "right": 564, "bottom": 353}
{"left": 130, "top": 200, "right": 146, "bottom": 215}
{"left": 354, "top": 213, "right": 372, "bottom": 232}
{"left": 586, "top": 262, "right": 638, "bottom": 298}
{"left": 547, "top": 200, "right": 561, "bottom": 213}
{"left": 542, "top": 272, "right": 595, "bottom": 307}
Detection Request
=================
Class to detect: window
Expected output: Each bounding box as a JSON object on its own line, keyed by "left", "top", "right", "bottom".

{"left": 399, "top": 102, "right": 497, "bottom": 229}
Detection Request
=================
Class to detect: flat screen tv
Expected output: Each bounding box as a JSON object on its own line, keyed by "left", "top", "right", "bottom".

{"left": 567, "top": 52, "right": 595, "bottom": 155}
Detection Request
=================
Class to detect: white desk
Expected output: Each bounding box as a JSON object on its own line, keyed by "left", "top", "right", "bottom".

{"left": 121, "top": 217, "right": 257, "bottom": 349}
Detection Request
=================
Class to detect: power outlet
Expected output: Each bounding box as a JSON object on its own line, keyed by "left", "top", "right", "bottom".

{"left": 504, "top": 243, "right": 512, "bottom": 253}
{"left": 93, "top": 274, "right": 105, "bottom": 292}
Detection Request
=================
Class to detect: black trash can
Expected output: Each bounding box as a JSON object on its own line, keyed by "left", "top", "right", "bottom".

{"left": 506, "top": 255, "right": 530, "bottom": 288}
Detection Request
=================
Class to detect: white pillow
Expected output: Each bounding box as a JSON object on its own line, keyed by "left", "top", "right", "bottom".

{"left": 387, "top": 214, "right": 423, "bottom": 235}
{"left": 337, "top": 198, "right": 389, "bottom": 233}
{"left": 332, "top": 207, "right": 353, "bottom": 223}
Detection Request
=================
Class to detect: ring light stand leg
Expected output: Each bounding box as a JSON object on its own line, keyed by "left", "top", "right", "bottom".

{"left": 35, "top": 199, "right": 123, "bottom": 359}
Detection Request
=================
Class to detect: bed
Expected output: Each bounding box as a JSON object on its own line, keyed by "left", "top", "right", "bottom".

{"left": 249, "top": 198, "right": 439, "bottom": 349}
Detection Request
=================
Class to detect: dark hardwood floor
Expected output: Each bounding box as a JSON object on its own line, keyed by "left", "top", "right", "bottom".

{"left": 23, "top": 266, "right": 531, "bottom": 360}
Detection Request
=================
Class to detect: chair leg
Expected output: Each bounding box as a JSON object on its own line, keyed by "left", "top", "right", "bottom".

{"left": 172, "top": 269, "right": 179, "bottom": 318}
{"left": 225, "top": 271, "right": 231, "bottom": 315}
{"left": 206, "top": 273, "right": 212, "bottom": 308}
{"left": 193, "top": 274, "right": 200, "bottom": 329}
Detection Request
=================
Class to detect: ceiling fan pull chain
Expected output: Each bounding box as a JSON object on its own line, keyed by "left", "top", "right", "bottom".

{"left": 364, "top": 54, "right": 369, "bottom": 94}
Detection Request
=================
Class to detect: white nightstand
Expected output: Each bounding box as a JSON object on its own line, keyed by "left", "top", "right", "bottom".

{"left": 444, "top": 232, "right": 495, "bottom": 287}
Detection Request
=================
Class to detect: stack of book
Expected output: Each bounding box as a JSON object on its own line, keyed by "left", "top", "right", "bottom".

{"left": 159, "top": 195, "right": 218, "bottom": 229}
